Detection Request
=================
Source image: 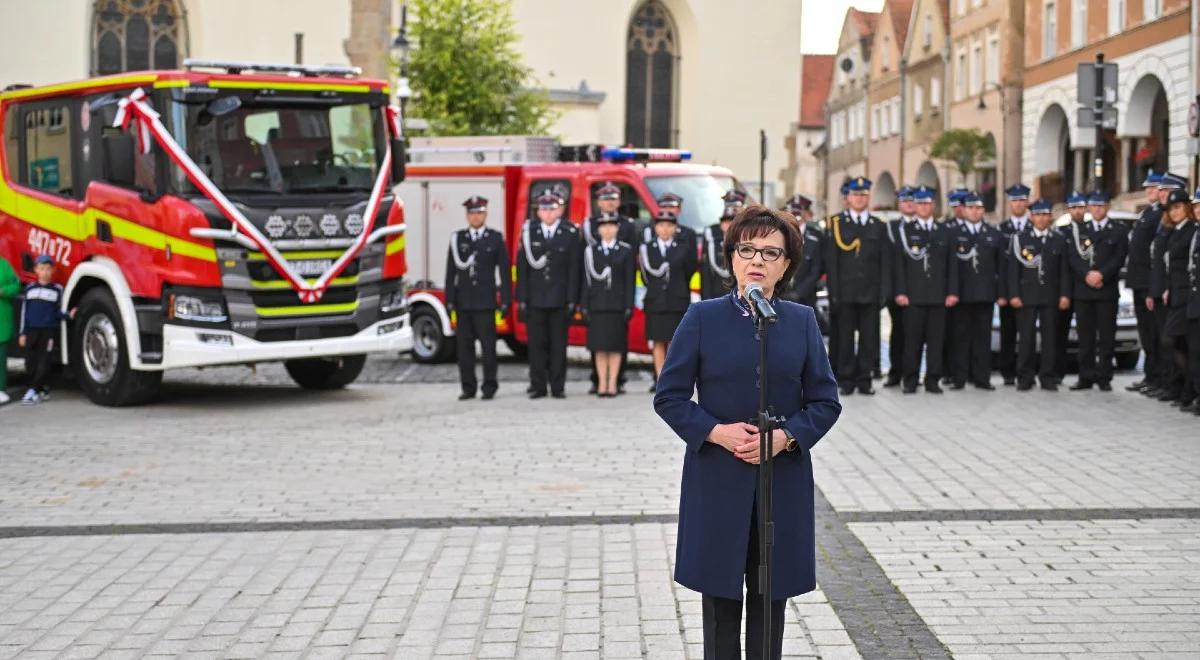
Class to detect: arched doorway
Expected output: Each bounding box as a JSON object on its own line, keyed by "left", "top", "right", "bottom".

{"left": 1035, "top": 104, "right": 1072, "bottom": 203}
{"left": 626, "top": 1, "right": 679, "bottom": 148}
{"left": 916, "top": 161, "right": 941, "bottom": 216}
{"left": 874, "top": 171, "right": 897, "bottom": 210}
{"left": 1124, "top": 74, "right": 1169, "bottom": 192}
{"left": 92, "top": 0, "right": 187, "bottom": 75}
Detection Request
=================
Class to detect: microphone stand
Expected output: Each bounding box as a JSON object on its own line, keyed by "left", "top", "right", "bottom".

{"left": 753, "top": 301, "right": 785, "bottom": 656}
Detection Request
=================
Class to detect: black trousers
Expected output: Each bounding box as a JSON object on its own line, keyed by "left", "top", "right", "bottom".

{"left": 526, "top": 307, "right": 568, "bottom": 395}
{"left": 1017, "top": 305, "right": 1058, "bottom": 386}
{"left": 886, "top": 301, "right": 904, "bottom": 382}
{"left": 1054, "top": 302, "right": 1074, "bottom": 380}
{"left": 23, "top": 327, "right": 56, "bottom": 391}
{"left": 701, "top": 505, "right": 786, "bottom": 660}
{"left": 1188, "top": 318, "right": 1200, "bottom": 400}
{"left": 998, "top": 305, "right": 1018, "bottom": 380}
{"left": 942, "top": 305, "right": 957, "bottom": 382}
{"left": 1159, "top": 312, "right": 1190, "bottom": 398}
{"left": 1151, "top": 304, "right": 1172, "bottom": 388}
{"left": 1131, "top": 290, "right": 1157, "bottom": 385}
{"left": 455, "top": 310, "right": 498, "bottom": 396}
{"left": 835, "top": 302, "right": 880, "bottom": 389}
{"left": 951, "top": 302, "right": 993, "bottom": 386}
{"left": 1075, "top": 299, "right": 1118, "bottom": 385}
{"left": 902, "top": 304, "right": 946, "bottom": 388}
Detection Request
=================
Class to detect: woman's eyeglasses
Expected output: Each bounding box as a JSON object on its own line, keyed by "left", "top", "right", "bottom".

{"left": 734, "top": 243, "right": 786, "bottom": 262}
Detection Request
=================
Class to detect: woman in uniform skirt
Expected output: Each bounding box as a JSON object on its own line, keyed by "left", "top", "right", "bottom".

{"left": 581, "top": 214, "right": 636, "bottom": 397}
{"left": 654, "top": 205, "right": 842, "bottom": 660}
{"left": 642, "top": 209, "right": 698, "bottom": 388}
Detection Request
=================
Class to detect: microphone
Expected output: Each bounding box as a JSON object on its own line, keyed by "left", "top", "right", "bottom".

{"left": 745, "top": 282, "right": 778, "bottom": 324}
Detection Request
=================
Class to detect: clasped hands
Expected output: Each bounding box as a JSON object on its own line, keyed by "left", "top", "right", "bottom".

{"left": 708, "top": 423, "right": 787, "bottom": 464}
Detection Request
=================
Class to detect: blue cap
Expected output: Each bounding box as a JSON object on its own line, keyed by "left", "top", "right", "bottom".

{"left": 1065, "top": 191, "right": 1087, "bottom": 208}
{"left": 1141, "top": 171, "right": 1163, "bottom": 187}
{"left": 1029, "top": 198, "right": 1052, "bottom": 214}
{"left": 946, "top": 188, "right": 968, "bottom": 207}
{"left": 897, "top": 185, "right": 914, "bottom": 202}
{"left": 912, "top": 185, "right": 935, "bottom": 202}
{"left": 846, "top": 176, "right": 872, "bottom": 192}
{"left": 839, "top": 180, "right": 851, "bottom": 195}
{"left": 962, "top": 192, "right": 983, "bottom": 207}
{"left": 34, "top": 254, "right": 54, "bottom": 266}
{"left": 1158, "top": 173, "right": 1187, "bottom": 191}
{"left": 1087, "top": 191, "right": 1110, "bottom": 205}
{"left": 1005, "top": 184, "right": 1031, "bottom": 200}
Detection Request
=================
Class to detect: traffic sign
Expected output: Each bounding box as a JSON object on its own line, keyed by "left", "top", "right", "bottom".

{"left": 1078, "top": 106, "right": 1118, "bottom": 130}
{"left": 1189, "top": 101, "right": 1199, "bottom": 137}
{"left": 1077, "top": 62, "right": 1118, "bottom": 105}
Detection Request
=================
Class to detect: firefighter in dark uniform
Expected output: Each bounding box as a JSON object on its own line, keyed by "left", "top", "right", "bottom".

{"left": 1144, "top": 174, "right": 1185, "bottom": 399}
{"left": 1184, "top": 193, "right": 1200, "bottom": 414}
{"left": 699, "top": 190, "right": 745, "bottom": 300}
{"left": 516, "top": 191, "right": 582, "bottom": 399}
{"left": 581, "top": 214, "right": 636, "bottom": 398}
{"left": 881, "top": 186, "right": 914, "bottom": 387}
{"left": 827, "top": 179, "right": 852, "bottom": 377}
{"left": 1066, "top": 191, "right": 1129, "bottom": 391}
{"left": 1054, "top": 191, "right": 1089, "bottom": 381}
{"left": 642, "top": 208, "right": 698, "bottom": 391}
{"left": 940, "top": 188, "right": 969, "bottom": 384}
{"left": 585, "top": 183, "right": 638, "bottom": 395}
{"left": 1008, "top": 199, "right": 1072, "bottom": 390}
{"left": 781, "top": 193, "right": 824, "bottom": 309}
{"left": 645, "top": 191, "right": 698, "bottom": 253}
{"left": 1157, "top": 187, "right": 1197, "bottom": 406}
{"left": 951, "top": 191, "right": 1004, "bottom": 390}
{"left": 944, "top": 188, "right": 968, "bottom": 225}
{"left": 825, "top": 176, "right": 891, "bottom": 395}
{"left": 1125, "top": 172, "right": 1165, "bottom": 392}
{"left": 997, "top": 184, "right": 1032, "bottom": 385}
{"left": 445, "top": 196, "right": 511, "bottom": 400}
{"left": 893, "top": 185, "right": 959, "bottom": 393}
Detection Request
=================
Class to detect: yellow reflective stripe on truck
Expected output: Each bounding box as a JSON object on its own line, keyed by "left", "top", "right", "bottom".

{"left": 245, "top": 249, "right": 346, "bottom": 261}
{"left": 209, "top": 80, "right": 373, "bottom": 94}
{"left": 385, "top": 234, "right": 405, "bottom": 256}
{"left": 254, "top": 301, "right": 359, "bottom": 317}
{"left": 0, "top": 74, "right": 159, "bottom": 100}
{"left": 87, "top": 209, "right": 216, "bottom": 261}
{"left": 250, "top": 275, "right": 359, "bottom": 290}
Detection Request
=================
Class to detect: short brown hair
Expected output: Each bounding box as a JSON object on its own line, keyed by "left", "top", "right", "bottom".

{"left": 722, "top": 205, "right": 804, "bottom": 292}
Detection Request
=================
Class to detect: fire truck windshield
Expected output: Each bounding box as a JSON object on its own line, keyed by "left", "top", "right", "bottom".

{"left": 173, "top": 98, "right": 385, "bottom": 196}
{"left": 644, "top": 174, "right": 740, "bottom": 233}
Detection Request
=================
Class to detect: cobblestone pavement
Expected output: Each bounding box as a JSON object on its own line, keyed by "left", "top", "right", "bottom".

{"left": 0, "top": 353, "right": 1196, "bottom": 658}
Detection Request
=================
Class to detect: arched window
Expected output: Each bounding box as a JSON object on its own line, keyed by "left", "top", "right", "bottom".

{"left": 626, "top": 1, "right": 678, "bottom": 148}
{"left": 92, "top": 0, "right": 187, "bottom": 76}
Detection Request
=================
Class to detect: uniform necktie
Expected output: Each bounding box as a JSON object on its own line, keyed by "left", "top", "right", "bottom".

{"left": 659, "top": 243, "right": 667, "bottom": 258}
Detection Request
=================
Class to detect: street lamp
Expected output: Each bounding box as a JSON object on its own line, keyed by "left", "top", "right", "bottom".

{"left": 976, "top": 82, "right": 1008, "bottom": 210}
{"left": 390, "top": 3, "right": 413, "bottom": 119}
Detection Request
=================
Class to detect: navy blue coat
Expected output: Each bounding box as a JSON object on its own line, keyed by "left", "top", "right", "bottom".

{"left": 653, "top": 294, "right": 841, "bottom": 600}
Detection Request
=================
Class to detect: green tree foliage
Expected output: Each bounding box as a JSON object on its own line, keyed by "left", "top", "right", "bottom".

{"left": 405, "top": 0, "right": 556, "bottom": 136}
{"left": 929, "top": 129, "right": 996, "bottom": 182}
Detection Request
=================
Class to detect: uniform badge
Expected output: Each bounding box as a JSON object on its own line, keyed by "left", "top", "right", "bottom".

{"left": 1022, "top": 247, "right": 1034, "bottom": 260}
{"left": 1083, "top": 238, "right": 1093, "bottom": 249}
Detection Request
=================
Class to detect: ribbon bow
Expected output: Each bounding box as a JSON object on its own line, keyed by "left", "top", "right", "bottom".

{"left": 113, "top": 87, "right": 155, "bottom": 155}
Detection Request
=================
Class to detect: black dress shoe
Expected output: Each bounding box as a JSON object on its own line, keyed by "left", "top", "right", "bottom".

{"left": 1126, "top": 380, "right": 1147, "bottom": 391}
{"left": 458, "top": 392, "right": 476, "bottom": 401}
{"left": 551, "top": 391, "right": 566, "bottom": 399}
{"left": 925, "top": 384, "right": 944, "bottom": 394}
{"left": 883, "top": 377, "right": 902, "bottom": 388}
{"left": 1041, "top": 383, "right": 1059, "bottom": 391}
{"left": 526, "top": 385, "right": 535, "bottom": 394}
{"left": 974, "top": 382, "right": 996, "bottom": 391}
{"left": 1017, "top": 382, "right": 1034, "bottom": 391}
{"left": 1069, "top": 381, "right": 1093, "bottom": 391}
{"left": 587, "top": 385, "right": 598, "bottom": 395}
{"left": 839, "top": 385, "right": 856, "bottom": 396}
{"left": 1097, "top": 382, "right": 1112, "bottom": 391}
{"left": 1142, "top": 387, "right": 1164, "bottom": 398}
{"left": 1170, "top": 398, "right": 1190, "bottom": 408}
{"left": 617, "top": 385, "right": 626, "bottom": 394}
{"left": 1180, "top": 400, "right": 1200, "bottom": 413}
{"left": 1156, "top": 390, "right": 1181, "bottom": 402}
{"left": 858, "top": 385, "right": 876, "bottom": 395}
{"left": 949, "top": 382, "right": 966, "bottom": 391}
{"left": 902, "top": 384, "right": 917, "bottom": 394}
{"left": 481, "top": 391, "right": 495, "bottom": 401}
{"left": 529, "top": 391, "right": 547, "bottom": 399}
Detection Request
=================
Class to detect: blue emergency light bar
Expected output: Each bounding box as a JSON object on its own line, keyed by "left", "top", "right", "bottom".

{"left": 600, "top": 147, "right": 692, "bottom": 163}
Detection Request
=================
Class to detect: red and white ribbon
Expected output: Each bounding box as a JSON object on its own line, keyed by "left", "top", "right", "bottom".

{"left": 112, "top": 87, "right": 399, "bottom": 303}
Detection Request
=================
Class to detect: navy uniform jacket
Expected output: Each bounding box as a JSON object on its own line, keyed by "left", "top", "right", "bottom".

{"left": 444, "top": 227, "right": 511, "bottom": 311}
{"left": 893, "top": 219, "right": 959, "bottom": 305}
{"left": 1166, "top": 221, "right": 1198, "bottom": 310}
{"left": 824, "top": 210, "right": 892, "bottom": 305}
{"left": 580, "top": 242, "right": 636, "bottom": 313}
{"left": 653, "top": 295, "right": 841, "bottom": 600}
{"left": 699, "top": 223, "right": 731, "bottom": 301}
{"left": 1066, "top": 219, "right": 1129, "bottom": 301}
{"left": 1006, "top": 230, "right": 1070, "bottom": 307}
{"left": 1188, "top": 228, "right": 1200, "bottom": 320}
{"left": 641, "top": 232, "right": 698, "bottom": 313}
{"left": 997, "top": 217, "right": 1031, "bottom": 300}
{"left": 515, "top": 220, "right": 582, "bottom": 309}
{"left": 954, "top": 223, "right": 1005, "bottom": 303}
{"left": 1126, "top": 203, "right": 1162, "bottom": 291}
{"left": 1149, "top": 226, "right": 1172, "bottom": 300}
{"left": 782, "top": 224, "right": 824, "bottom": 303}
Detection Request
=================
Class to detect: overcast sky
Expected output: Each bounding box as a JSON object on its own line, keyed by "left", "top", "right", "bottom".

{"left": 802, "top": 0, "right": 884, "bottom": 54}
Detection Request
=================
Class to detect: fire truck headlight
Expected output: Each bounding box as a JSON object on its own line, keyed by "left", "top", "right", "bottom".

{"left": 172, "top": 294, "right": 229, "bottom": 323}
{"left": 380, "top": 289, "right": 408, "bottom": 314}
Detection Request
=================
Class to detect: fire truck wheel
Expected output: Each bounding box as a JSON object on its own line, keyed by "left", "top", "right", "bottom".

{"left": 410, "top": 307, "right": 454, "bottom": 363}
{"left": 284, "top": 354, "right": 367, "bottom": 389}
{"left": 70, "top": 287, "right": 162, "bottom": 407}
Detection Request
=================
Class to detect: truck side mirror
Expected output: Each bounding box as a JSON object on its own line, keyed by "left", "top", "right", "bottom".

{"left": 102, "top": 133, "right": 136, "bottom": 188}
{"left": 390, "top": 138, "right": 406, "bottom": 184}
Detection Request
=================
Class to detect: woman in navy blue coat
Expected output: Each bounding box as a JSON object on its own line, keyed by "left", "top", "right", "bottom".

{"left": 654, "top": 206, "right": 842, "bottom": 660}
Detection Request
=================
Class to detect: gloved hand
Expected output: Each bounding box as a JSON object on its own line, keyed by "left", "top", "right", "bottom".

{"left": 624, "top": 308, "right": 633, "bottom": 321}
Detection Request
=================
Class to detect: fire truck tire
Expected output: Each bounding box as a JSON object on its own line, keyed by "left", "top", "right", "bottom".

{"left": 409, "top": 307, "right": 454, "bottom": 363}
{"left": 70, "top": 287, "right": 162, "bottom": 407}
{"left": 502, "top": 337, "right": 528, "bottom": 358}
{"left": 284, "top": 354, "right": 367, "bottom": 389}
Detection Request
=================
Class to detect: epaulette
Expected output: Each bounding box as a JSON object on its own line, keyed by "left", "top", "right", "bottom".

{"left": 617, "top": 240, "right": 631, "bottom": 249}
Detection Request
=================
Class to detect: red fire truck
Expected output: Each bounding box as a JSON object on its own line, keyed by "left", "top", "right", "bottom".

{"left": 398, "top": 136, "right": 742, "bottom": 362}
{"left": 1, "top": 61, "right": 412, "bottom": 406}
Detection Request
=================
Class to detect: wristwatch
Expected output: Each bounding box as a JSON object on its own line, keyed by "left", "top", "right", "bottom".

{"left": 782, "top": 427, "right": 798, "bottom": 453}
